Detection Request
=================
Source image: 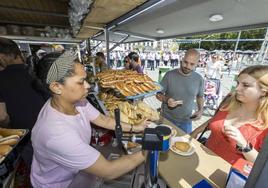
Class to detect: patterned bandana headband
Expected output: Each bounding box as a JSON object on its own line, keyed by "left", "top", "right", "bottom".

{"left": 46, "top": 51, "right": 77, "bottom": 84}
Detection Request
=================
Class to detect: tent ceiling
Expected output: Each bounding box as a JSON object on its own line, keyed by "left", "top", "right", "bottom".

{"left": 0, "top": 0, "right": 69, "bottom": 28}
{"left": 0, "top": 0, "right": 267, "bottom": 43}
{"left": 77, "top": 0, "right": 147, "bottom": 39}
{"left": 90, "top": 0, "right": 268, "bottom": 42}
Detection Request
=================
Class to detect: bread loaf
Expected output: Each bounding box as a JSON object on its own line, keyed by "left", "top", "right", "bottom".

{"left": 0, "top": 128, "right": 24, "bottom": 137}
{"left": 0, "top": 135, "right": 19, "bottom": 145}
{"left": 0, "top": 145, "right": 12, "bottom": 156}
{"left": 0, "top": 138, "right": 18, "bottom": 145}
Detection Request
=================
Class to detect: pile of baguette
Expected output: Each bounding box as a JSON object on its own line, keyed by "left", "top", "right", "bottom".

{"left": 0, "top": 128, "right": 25, "bottom": 163}
{"left": 99, "top": 92, "right": 159, "bottom": 125}
{"left": 96, "top": 70, "right": 161, "bottom": 97}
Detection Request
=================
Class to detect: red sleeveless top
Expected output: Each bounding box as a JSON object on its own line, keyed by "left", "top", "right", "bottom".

{"left": 205, "top": 110, "right": 268, "bottom": 164}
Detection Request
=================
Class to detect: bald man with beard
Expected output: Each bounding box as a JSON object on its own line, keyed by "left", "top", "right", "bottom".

{"left": 156, "top": 49, "right": 204, "bottom": 133}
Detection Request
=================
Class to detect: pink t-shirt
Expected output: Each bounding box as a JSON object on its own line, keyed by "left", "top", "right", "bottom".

{"left": 31, "top": 99, "right": 100, "bottom": 188}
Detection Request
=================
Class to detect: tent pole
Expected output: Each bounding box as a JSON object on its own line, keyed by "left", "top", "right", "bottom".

{"left": 105, "top": 28, "right": 110, "bottom": 68}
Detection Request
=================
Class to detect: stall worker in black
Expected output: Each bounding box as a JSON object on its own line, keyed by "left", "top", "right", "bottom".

{"left": 0, "top": 37, "right": 47, "bottom": 168}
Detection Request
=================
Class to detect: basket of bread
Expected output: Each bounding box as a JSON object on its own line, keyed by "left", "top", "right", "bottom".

{"left": 96, "top": 70, "right": 162, "bottom": 98}
{"left": 0, "top": 128, "right": 28, "bottom": 164}
{"left": 99, "top": 92, "right": 160, "bottom": 125}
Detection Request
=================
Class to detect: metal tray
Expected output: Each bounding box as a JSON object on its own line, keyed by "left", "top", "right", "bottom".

{"left": 0, "top": 129, "right": 29, "bottom": 179}
{"left": 126, "top": 82, "right": 163, "bottom": 100}
{"left": 122, "top": 141, "right": 142, "bottom": 155}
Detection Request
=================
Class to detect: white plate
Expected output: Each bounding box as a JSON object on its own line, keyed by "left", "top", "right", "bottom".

{"left": 170, "top": 136, "right": 195, "bottom": 156}
{"left": 147, "top": 123, "right": 177, "bottom": 137}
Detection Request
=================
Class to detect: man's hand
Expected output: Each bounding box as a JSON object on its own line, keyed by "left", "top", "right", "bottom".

{"left": 190, "top": 111, "right": 202, "bottom": 121}
{"left": 156, "top": 92, "right": 165, "bottom": 102}
{"left": 167, "top": 98, "right": 183, "bottom": 108}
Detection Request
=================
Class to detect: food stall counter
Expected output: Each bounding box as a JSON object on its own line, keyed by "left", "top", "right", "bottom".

{"left": 158, "top": 119, "right": 231, "bottom": 188}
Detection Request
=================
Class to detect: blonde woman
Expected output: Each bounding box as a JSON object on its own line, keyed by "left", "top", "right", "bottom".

{"left": 191, "top": 65, "right": 268, "bottom": 164}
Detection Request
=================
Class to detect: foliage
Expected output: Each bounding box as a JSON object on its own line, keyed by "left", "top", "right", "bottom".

{"left": 177, "top": 28, "right": 267, "bottom": 51}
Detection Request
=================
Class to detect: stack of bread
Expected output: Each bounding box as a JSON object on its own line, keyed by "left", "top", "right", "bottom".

{"left": 96, "top": 70, "right": 161, "bottom": 97}
{"left": 0, "top": 128, "right": 25, "bottom": 163}
{"left": 99, "top": 92, "right": 159, "bottom": 125}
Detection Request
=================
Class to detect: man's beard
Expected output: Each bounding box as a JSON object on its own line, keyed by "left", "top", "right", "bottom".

{"left": 180, "top": 66, "right": 192, "bottom": 74}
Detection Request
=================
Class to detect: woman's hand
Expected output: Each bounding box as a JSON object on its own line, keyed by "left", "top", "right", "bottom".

{"left": 133, "top": 119, "right": 150, "bottom": 132}
{"left": 223, "top": 125, "right": 247, "bottom": 147}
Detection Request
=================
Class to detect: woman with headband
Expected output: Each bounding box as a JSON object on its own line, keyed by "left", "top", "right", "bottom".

{"left": 31, "top": 51, "right": 148, "bottom": 187}
{"left": 191, "top": 65, "right": 268, "bottom": 164}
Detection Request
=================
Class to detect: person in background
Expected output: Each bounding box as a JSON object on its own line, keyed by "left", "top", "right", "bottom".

{"left": 191, "top": 65, "right": 268, "bottom": 164}
{"left": 31, "top": 51, "right": 147, "bottom": 187}
{"left": 140, "top": 52, "right": 146, "bottom": 70}
{"left": 148, "top": 52, "right": 155, "bottom": 71}
{"left": 0, "top": 37, "right": 47, "bottom": 169}
{"left": 109, "top": 52, "right": 115, "bottom": 68}
{"left": 128, "top": 52, "right": 143, "bottom": 74}
{"left": 36, "top": 49, "right": 47, "bottom": 60}
{"left": 96, "top": 52, "right": 108, "bottom": 72}
{"left": 123, "top": 55, "right": 131, "bottom": 70}
{"left": 205, "top": 54, "right": 223, "bottom": 79}
{"left": 26, "top": 53, "right": 40, "bottom": 77}
{"left": 155, "top": 52, "right": 161, "bottom": 68}
{"left": 156, "top": 48, "right": 204, "bottom": 133}
{"left": 163, "top": 52, "right": 169, "bottom": 66}
{"left": 0, "top": 55, "right": 7, "bottom": 71}
{"left": 170, "top": 52, "right": 176, "bottom": 69}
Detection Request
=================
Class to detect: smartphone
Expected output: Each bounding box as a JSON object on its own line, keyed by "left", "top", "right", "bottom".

{"left": 174, "top": 100, "right": 183, "bottom": 105}
{"left": 190, "top": 114, "right": 197, "bottom": 119}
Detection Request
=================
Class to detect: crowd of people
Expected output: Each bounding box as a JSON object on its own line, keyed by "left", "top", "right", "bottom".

{"left": 102, "top": 49, "right": 260, "bottom": 74}
{"left": 0, "top": 36, "right": 268, "bottom": 187}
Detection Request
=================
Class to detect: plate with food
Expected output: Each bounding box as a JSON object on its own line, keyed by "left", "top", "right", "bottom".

{"left": 170, "top": 136, "right": 195, "bottom": 156}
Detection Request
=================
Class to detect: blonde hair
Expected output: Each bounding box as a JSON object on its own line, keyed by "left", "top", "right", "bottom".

{"left": 224, "top": 65, "right": 268, "bottom": 128}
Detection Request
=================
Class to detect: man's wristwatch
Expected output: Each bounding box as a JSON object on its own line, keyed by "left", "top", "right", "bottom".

{"left": 236, "top": 142, "right": 253, "bottom": 153}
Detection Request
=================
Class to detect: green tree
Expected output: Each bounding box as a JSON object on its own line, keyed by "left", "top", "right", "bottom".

{"left": 177, "top": 28, "right": 266, "bottom": 51}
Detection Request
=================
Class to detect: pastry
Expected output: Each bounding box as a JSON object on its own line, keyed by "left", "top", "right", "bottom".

{"left": 0, "top": 128, "right": 24, "bottom": 137}
{"left": 127, "top": 142, "right": 139, "bottom": 149}
{"left": 173, "top": 141, "right": 190, "bottom": 152}
{"left": 0, "top": 145, "right": 12, "bottom": 156}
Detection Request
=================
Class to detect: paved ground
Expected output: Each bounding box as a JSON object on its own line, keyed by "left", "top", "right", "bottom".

{"left": 143, "top": 65, "right": 237, "bottom": 131}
